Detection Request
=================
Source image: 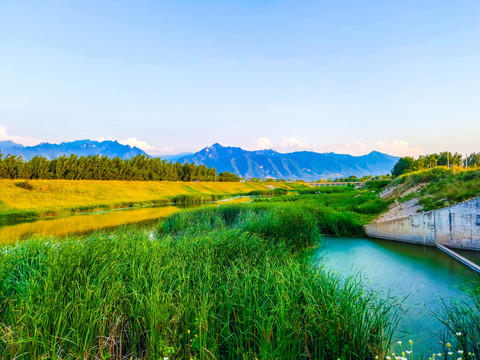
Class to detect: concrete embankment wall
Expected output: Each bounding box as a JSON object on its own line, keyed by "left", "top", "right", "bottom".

{"left": 364, "top": 197, "right": 480, "bottom": 250}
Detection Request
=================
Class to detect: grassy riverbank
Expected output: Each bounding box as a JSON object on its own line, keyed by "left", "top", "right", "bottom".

{"left": 0, "top": 179, "right": 296, "bottom": 222}
{"left": 254, "top": 186, "right": 390, "bottom": 226}
{"left": 0, "top": 199, "right": 397, "bottom": 359}
{"left": 389, "top": 167, "right": 480, "bottom": 210}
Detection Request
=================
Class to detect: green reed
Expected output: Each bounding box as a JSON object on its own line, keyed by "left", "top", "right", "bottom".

{"left": 0, "top": 203, "right": 396, "bottom": 359}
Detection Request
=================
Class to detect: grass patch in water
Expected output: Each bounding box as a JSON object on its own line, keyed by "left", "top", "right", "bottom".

{"left": 162, "top": 201, "right": 365, "bottom": 240}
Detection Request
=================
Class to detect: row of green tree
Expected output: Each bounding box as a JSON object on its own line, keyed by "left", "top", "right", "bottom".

{"left": 392, "top": 152, "right": 480, "bottom": 177}
{"left": 0, "top": 153, "right": 240, "bottom": 182}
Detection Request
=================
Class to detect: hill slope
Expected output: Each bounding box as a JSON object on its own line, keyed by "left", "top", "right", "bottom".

{"left": 178, "top": 143, "right": 398, "bottom": 180}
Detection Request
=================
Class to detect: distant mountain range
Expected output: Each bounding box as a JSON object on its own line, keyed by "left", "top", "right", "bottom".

{"left": 0, "top": 139, "right": 147, "bottom": 160}
{"left": 177, "top": 143, "right": 398, "bottom": 180}
{"left": 0, "top": 140, "right": 398, "bottom": 180}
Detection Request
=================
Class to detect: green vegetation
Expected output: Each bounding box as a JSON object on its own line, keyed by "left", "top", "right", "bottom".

{"left": 391, "top": 151, "right": 480, "bottom": 177}
{"left": 0, "top": 209, "right": 39, "bottom": 223}
{"left": 296, "top": 187, "right": 390, "bottom": 223}
{"left": 363, "top": 180, "right": 390, "bottom": 192}
{"left": 393, "top": 167, "right": 480, "bottom": 210}
{"left": 285, "top": 187, "right": 389, "bottom": 225}
{"left": 0, "top": 200, "right": 397, "bottom": 359}
{"left": 164, "top": 199, "right": 367, "bottom": 238}
{"left": 170, "top": 193, "right": 225, "bottom": 205}
{"left": 217, "top": 171, "right": 240, "bottom": 182}
{"left": 246, "top": 188, "right": 288, "bottom": 196}
{"left": 0, "top": 152, "right": 239, "bottom": 181}
{"left": 253, "top": 187, "right": 389, "bottom": 229}
{"left": 439, "top": 284, "right": 480, "bottom": 358}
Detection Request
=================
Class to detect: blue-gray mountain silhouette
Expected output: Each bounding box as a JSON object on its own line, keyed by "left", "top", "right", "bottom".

{"left": 178, "top": 143, "right": 398, "bottom": 180}
{"left": 0, "top": 141, "right": 398, "bottom": 180}
{"left": 0, "top": 140, "right": 147, "bottom": 160}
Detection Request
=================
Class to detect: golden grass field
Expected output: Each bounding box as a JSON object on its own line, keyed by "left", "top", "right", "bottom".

{"left": 0, "top": 179, "right": 294, "bottom": 217}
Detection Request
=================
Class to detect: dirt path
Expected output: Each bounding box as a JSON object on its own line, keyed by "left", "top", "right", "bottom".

{"left": 374, "top": 183, "right": 426, "bottom": 222}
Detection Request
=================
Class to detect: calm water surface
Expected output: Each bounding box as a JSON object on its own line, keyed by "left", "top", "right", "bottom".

{"left": 312, "top": 236, "right": 479, "bottom": 355}
{"left": 0, "top": 205, "right": 182, "bottom": 243}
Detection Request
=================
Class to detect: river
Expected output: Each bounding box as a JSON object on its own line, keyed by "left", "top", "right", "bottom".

{"left": 0, "top": 203, "right": 199, "bottom": 243}
{"left": 312, "top": 236, "right": 479, "bottom": 355}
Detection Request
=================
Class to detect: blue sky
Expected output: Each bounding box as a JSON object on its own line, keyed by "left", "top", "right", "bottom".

{"left": 1, "top": 0, "right": 479, "bottom": 156}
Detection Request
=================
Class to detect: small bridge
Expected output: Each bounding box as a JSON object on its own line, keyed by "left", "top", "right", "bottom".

{"left": 308, "top": 182, "right": 363, "bottom": 187}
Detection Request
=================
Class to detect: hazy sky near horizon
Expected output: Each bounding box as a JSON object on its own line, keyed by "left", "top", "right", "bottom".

{"left": 1, "top": 0, "right": 479, "bottom": 157}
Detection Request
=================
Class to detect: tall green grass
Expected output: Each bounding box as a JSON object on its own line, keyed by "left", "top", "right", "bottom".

{"left": 439, "top": 284, "right": 480, "bottom": 358}
{"left": 0, "top": 209, "right": 39, "bottom": 223}
{"left": 278, "top": 190, "right": 389, "bottom": 226}
{"left": 0, "top": 203, "right": 396, "bottom": 359}
{"left": 162, "top": 202, "right": 364, "bottom": 241}
{"left": 170, "top": 193, "right": 224, "bottom": 205}
{"left": 246, "top": 188, "right": 288, "bottom": 196}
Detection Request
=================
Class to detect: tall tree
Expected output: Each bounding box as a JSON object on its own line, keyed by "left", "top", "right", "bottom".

{"left": 391, "top": 157, "right": 415, "bottom": 177}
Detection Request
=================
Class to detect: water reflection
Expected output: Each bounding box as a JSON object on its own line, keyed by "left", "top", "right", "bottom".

{"left": 453, "top": 248, "right": 480, "bottom": 266}
{"left": 0, "top": 206, "right": 180, "bottom": 244}
{"left": 0, "top": 196, "right": 254, "bottom": 244}
{"left": 312, "top": 236, "right": 479, "bottom": 355}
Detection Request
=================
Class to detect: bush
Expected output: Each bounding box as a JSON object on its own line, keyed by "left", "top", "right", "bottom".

{"left": 364, "top": 180, "right": 391, "bottom": 192}
{"left": 14, "top": 180, "right": 34, "bottom": 190}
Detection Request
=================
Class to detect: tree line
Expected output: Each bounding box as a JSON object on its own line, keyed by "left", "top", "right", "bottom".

{"left": 0, "top": 153, "right": 240, "bottom": 182}
{"left": 392, "top": 152, "right": 480, "bottom": 177}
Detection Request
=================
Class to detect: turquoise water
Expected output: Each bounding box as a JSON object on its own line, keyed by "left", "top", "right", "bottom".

{"left": 312, "top": 236, "right": 479, "bottom": 355}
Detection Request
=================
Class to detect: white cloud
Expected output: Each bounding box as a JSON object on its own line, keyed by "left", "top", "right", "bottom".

{"left": 278, "top": 137, "right": 309, "bottom": 150}
{"left": 0, "top": 126, "right": 43, "bottom": 146}
{"left": 251, "top": 136, "right": 424, "bottom": 157}
{"left": 253, "top": 137, "right": 274, "bottom": 150}
{"left": 374, "top": 140, "right": 424, "bottom": 157}
{"left": 120, "top": 137, "right": 174, "bottom": 155}
{"left": 308, "top": 141, "right": 370, "bottom": 155}
{"left": 97, "top": 137, "right": 115, "bottom": 142}
{"left": 121, "top": 137, "right": 158, "bottom": 152}
{"left": 309, "top": 140, "right": 424, "bottom": 157}
{"left": 97, "top": 136, "right": 174, "bottom": 155}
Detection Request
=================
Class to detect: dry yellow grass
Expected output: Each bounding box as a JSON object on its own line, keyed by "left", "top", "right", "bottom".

{"left": 0, "top": 179, "right": 291, "bottom": 215}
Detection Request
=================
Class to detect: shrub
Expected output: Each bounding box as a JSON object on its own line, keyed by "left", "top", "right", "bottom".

{"left": 14, "top": 180, "right": 34, "bottom": 190}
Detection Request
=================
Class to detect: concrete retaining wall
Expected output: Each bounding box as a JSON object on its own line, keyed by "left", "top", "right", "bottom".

{"left": 364, "top": 197, "right": 480, "bottom": 250}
